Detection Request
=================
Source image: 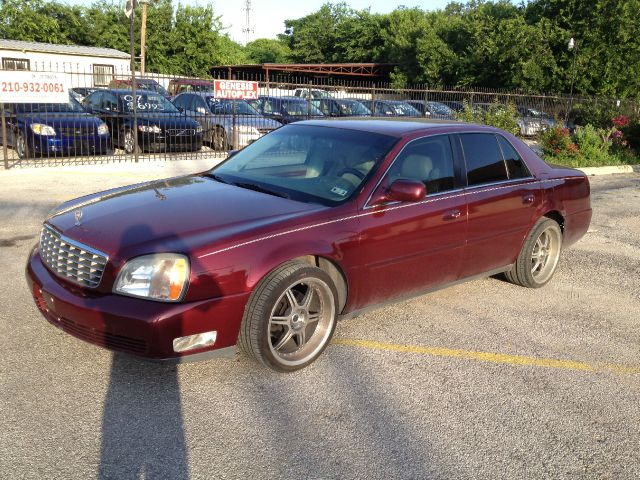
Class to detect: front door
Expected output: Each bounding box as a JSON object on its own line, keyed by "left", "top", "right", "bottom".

{"left": 355, "top": 134, "right": 467, "bottom": 308}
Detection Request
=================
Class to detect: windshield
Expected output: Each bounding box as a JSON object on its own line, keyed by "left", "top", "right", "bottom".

{"left": 281, "top": 99, "right": 323, "bottom": 116}
{"left": 389, "top": 102, "right": 421, "bottom": 116}
{"left": 121, "top": 92, "right": 178, "bottom": 112}
{"left": 211, "top": 124, "right": 397, "bottom": 206}
{"left": 428, "top": 103, "right": 453, "bottom": 115}
{"left": 16, "top": 97, "right": 85, "bottom": 113}
{"left": 206, "top": 98, "right": 260, "bottom": 115}
{"left": 336, "top": 99, "right": 371, "bottom": 115}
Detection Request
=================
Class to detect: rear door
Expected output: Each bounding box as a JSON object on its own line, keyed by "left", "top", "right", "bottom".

{"left": 355, "top": 134, "right": 468, "bottom": 307}
{"left": 457, "top": 132, "right": 539, "bottom": 278}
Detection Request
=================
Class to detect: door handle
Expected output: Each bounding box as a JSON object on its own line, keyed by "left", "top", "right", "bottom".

{"left": 522, "top": 193, "right": 535, "bottom": 204}
{"left": 443, "top": 209, "right": 461, "bottom": 220}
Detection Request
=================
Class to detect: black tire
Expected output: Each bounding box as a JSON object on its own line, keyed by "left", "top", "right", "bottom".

{"left": 505, "top": 217, "right": 563, "bottom": 288}
{"left": 15, "top": 131, "right": 30, "bottom": 159}
{"left": 239, "top": 261, "right": 338, "bottom": 372}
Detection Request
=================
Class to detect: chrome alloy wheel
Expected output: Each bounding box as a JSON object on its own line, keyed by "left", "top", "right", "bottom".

{"left": 268, "top": 277, "right": 335, "bottom": 367}
{"left": 123, "top": 130, "right": 135, "bottom": 153}
{"left": 16, "top": 132, "right": 26, "bottom": 158}
{"left": 531, "top": 227, "right": 561, "bottom": 283}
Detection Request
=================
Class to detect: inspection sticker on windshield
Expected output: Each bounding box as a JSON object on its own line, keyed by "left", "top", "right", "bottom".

{"left": 0, "top": 71, "right": 69, "bottom": 104}
{"left": 331, "top": 186, "right": 348, "bottom": 197}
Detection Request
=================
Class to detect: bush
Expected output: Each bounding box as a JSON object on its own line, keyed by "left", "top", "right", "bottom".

{"left": 569, "top": 101, "right": 620, "bottom": 129}
{"left": 456, "top": 100, "right": 520, "bottom": 136}
{"left": 539, "top": 124, "right": 638, "bottom": 167}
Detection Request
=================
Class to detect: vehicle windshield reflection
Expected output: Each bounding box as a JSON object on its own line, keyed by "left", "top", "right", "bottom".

{"left": 211, "top": 124, "right": 397, "bottom": 206}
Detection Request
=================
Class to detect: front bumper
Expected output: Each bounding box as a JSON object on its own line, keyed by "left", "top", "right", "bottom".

{"left": 26, "top": 248, "right": 249, "bottom": 361}
{"left": 138, "top": 132, "right": 203, "bottom": 153}
{"left": 31, "top": 135, "right": 112, "bottom": 156}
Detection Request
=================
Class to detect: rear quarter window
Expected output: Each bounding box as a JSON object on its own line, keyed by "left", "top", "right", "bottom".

{"left": 497, "top": 135, "right": 531, "bottom": 179}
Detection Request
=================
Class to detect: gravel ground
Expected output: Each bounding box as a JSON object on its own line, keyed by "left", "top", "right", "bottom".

{"left": 1, "top": 162, "right": 639, "bottom": 480}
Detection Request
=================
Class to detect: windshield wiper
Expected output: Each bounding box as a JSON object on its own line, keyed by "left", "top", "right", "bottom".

{"left": 205, "top": 173, "right": 230, "bottom": 184}
{"left": 233, "top": 182, "right": 289, "bottom": 199}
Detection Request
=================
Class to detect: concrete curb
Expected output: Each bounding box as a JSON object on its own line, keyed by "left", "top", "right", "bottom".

{"left": 577, "top": 165, "right": 639, "bottom": 176}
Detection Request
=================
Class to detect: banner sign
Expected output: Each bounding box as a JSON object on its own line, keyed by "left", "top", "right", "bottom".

{"left": 214, "top": 80, "right": 259, "bottom": 100}
{"left": 0, "top": 71, "right": 69, "bottom": 104}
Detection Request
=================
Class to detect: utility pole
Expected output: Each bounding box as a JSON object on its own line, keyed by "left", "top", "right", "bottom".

{"left": 139, "top": 0, "right": 150, "bottom": 75}
{"left": 242, "top": 0, "right": 254, "bottom": 46}
{"left": 125, "top": 0, "right": 139, "bottom": 161}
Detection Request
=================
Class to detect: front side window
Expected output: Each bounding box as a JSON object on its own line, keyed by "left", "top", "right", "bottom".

{"left": 211, "top": 124, "right": 397, "bottom": 206}
{"left": 386, "top": 135, "right": 456, "bottom": 194}
{"left": 460, "top": 133, "right": 508, "bottom": 186}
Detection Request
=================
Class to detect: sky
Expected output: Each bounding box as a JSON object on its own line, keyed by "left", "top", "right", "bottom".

{"left": 66, "top": 0, "right": 457, "bottom": 44}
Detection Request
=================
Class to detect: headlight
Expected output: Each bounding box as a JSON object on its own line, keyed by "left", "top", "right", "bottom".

{"left": 195, "top": 125, "right": 203, "bottom": 133}
{"left": 97, "top": 123, "right": 109, "bottom": 135}
{"left": 234, "top": 125, "right": 259, "bottom": 135}
{"left": 114, "top": 253, "right": 189, "bottom": 302}
{"left": 31, "top": 124, "right": 56, "bottom": 136}
{"left": 138, "top": 124, "right": 162, "bottom": 133}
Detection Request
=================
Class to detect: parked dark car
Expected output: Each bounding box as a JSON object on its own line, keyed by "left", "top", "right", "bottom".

{"left": 83, "top": 89, "right": 202, "bottom": 153}
{"left": 358, "top": 99, "right": 422, "bottom": 117}
{"left": 249, "top": 96, "right": 325, "bottom": 124}
{"left": 517, "top": 107, "right": 557, "bottom": 136}
{"left": 0, "top": 97, "right": 111, "bottom": 159}
{"left": 27, "top": 120, "right": 592, "bottom": 372}
{"left": 172, "top": 93, "right": 281, "bottom": 150}
{"left": 406, "top": 100, "right": 456, "bottom": 120}
{"left": 108, "top": 78, "right": 171, "bottom": 100}
{"left": 311, "top": 98, "right": 372, "bottom": 117}
{"left": 167, "top": 79, "right": 215, "bottom": 97}
{"left": 70, "top": 87, "right": 98, "bottom": 103}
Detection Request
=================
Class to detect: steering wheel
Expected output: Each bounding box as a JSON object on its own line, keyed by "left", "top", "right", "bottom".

{"left": 336, "top": 167, "right": 366, "bottom": 180}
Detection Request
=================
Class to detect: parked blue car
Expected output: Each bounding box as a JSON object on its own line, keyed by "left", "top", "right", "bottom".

{"left": 83, "top": 89, "right": 203, "bottom": 153}
{"left": 248, "top": 96, "right": 325, "bottom": 124}
{"left": 0, "top": 97, "right": 111, "bottom": 159}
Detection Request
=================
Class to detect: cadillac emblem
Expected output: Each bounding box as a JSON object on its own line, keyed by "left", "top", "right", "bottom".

{"left": 74, "top": 209, "right": 83, "bottom": 226}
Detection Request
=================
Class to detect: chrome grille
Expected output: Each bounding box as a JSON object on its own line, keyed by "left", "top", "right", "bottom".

{"left": 59, "top": 127, "right": 96, "bottom": 137}
{"left": 39, "top": 225, "right": 108, "bottom": 288}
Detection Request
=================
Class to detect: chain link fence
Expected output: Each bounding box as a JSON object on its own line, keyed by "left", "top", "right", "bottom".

{"left": 2, "top": 64, "right": 638, "bottom": 169}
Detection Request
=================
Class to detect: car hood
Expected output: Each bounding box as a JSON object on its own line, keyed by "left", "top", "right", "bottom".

{"left": 20, "top": 113, "right": 103, "bottom": 129}
{"left": 135, "top": 112, "right": 200, "bottom": 129}
{"left": 233, "top": 116, "right": 282, "bottom": 129}
{"left": 46, "top": 175, "right": 326, "bottom": 261}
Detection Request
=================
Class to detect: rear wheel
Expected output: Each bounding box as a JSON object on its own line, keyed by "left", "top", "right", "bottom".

{"left": 239, "top": 261, "right": 338, "bottom": 372}
{"left": 505, "top": 217, "right": 562, "bottom": 288}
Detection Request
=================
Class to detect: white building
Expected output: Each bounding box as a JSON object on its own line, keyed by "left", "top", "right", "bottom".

{"left": 0, "top": 39, "right": 131, "bottom": 88}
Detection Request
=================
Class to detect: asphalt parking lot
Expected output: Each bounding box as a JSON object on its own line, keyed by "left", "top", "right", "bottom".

{"left": 1, "top": 162, "right": 639, "bottom": 479}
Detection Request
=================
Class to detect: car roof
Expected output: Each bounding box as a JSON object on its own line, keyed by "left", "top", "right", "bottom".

{"left": 296, "top": 119, "right": 494, "bottom": 137}
{"left": 96, "top": 89, "right": 159, "bottom": 96}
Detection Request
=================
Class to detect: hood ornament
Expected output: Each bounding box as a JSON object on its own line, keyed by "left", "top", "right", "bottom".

{"left": 74, "top": 209, "right": 83, "bottom": 227}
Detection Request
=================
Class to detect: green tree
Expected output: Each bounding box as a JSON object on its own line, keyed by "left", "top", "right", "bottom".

{"left": 245, "top": 38, "right": 291, "bottom": 63}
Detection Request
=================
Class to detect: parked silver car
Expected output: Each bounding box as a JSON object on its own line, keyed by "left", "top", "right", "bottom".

{"left": 172, "top": 93, "right": 282, "bottom": 150}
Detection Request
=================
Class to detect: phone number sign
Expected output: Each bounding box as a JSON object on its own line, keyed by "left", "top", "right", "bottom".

{"left": 0, "top": 71, "right": 69, "bottom": 104}
{"left": 214, "top": 80, "right": 258, "bottom": 100}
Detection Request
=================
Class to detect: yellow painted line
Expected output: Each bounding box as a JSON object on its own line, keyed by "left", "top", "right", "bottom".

{"left": 331, "top": 338, "right": 640, "bottom": 376}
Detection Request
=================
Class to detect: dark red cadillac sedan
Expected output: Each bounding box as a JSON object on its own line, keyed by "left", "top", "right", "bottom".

{"left": 26, "top": 120, "right": 592, "bottom": 371}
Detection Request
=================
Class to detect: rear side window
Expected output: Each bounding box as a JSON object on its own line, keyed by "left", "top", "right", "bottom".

{"left": 460, "top": 133, "right": 508, "bottom": 185}
{"left": 497, "top": 135, "right": 530, "bottom": 179}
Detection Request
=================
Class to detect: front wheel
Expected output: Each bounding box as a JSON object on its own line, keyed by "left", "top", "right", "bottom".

{"left": 239, "top": 261, "right": 338, "bottom": 372}
{"left": 122, "top": 129, "right": 141, "bottom": 154}
{"left": 15, "top": 131, "right": 30, "bottom": 159}
{"left": 505, "top": 217, "right": 562, "bottom": 288}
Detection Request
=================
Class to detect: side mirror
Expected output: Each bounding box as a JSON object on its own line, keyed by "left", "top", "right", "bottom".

{"left": 227, "top": 149, "right": 239, "bottom": 158}
{"left": 371, "top": 179, "right": 426, "bottom": 205}
{"left": 388, "top": 179, "right": 426, "bottom": 202}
